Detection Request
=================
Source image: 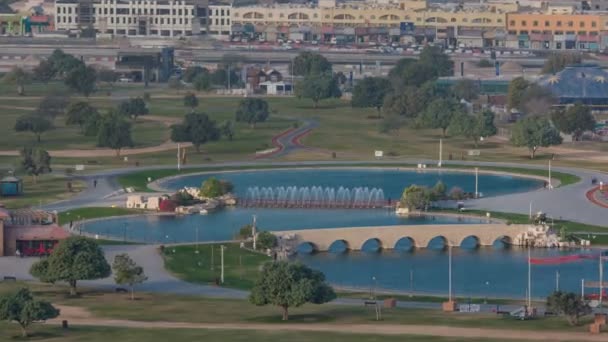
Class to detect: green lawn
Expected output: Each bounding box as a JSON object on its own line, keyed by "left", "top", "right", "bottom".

{"left": 0, "top": 174, "right": 86, "bottom": 209}
{"left": 162, "top": 243, "right": 271, "bottom": 290}
{"left": 0, "top": 323, "right": 536, "bottom": 342}
{"left": 58, "top": 207, "right": 144, "bottom": 225}
{"left": 0, "top": 282, "right": 595, "bottom": 333}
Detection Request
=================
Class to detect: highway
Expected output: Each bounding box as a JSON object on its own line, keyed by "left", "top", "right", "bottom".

{"left": 0, "top": 44, "right": 557, "bottom": 66}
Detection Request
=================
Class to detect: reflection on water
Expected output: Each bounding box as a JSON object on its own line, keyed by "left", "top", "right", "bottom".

{"left": 295, "top": 247, "right": 601, "bottom": 298}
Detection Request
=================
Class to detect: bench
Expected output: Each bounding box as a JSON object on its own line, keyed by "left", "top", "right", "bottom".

{"left": 3, "top": 276, "right": 16, "bottom": 282}
{"left": 364, "top": 300, "right": 377, "bottom": 307}
{"left": 115, "top": 287, "right": 128, "bottom": 293}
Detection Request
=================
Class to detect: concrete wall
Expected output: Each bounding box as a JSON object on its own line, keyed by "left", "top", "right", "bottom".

{"left": 273, "top": 223, "right": 530, "bottom": 251}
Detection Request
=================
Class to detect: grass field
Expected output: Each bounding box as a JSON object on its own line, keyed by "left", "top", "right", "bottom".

{"left": 0, "top": 323, "right": 538, "bottom": 342}
{"left": 0, "top": 282, "right": 595, "bottom": 334}
{"left": 0, "top": 174, "right": 86, "bottom": 209}
{"left": 162, "top": 243, "right": 270, "bottom": 290}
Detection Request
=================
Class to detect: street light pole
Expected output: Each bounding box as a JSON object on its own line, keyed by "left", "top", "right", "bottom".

{"left": 548, "top": 160, "right": 552, "bottom": 189}
{"left": 409, "top": 269, "right": 414, "bottom": 297}
{"left": 448, "top": 244, "right": 453, "bottom": 302}
{"left": 529, "top": 201, "right": 533, "bottom": 220}
{"left": 195, "top": 226, "right": 200, "bottom": 254}
{"left": 527, "top": 247, "right": 532, "bottom": 308}
{"left": 220, "top": 245, "right": 225, "bottom": 284}
{"left": 555, "top": 270, "right": 560, "bottom": 291}
{"left": 474, "top": 167, "right": 479, "bottom": 198}
{"left": 438, "top": 138, "right": 443, "bottom": 167}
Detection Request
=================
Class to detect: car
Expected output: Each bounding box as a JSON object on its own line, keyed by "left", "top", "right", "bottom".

{"left": 241, "top": 38, "right": 249, "bottom": 43}
{"left": 294, "top": 39, "right": 302, "bottom": 44}
{"left": 311, "top": 40, "right": 319, "bottom": 45}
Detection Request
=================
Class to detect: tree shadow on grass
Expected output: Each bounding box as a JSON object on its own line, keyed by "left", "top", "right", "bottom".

{"left": 246, "top": 313, "right": 337, "bottom": 324}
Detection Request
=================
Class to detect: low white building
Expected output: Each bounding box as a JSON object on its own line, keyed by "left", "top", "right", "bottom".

{"left": 259, "top": 80, "right": 292, "bottom": 95}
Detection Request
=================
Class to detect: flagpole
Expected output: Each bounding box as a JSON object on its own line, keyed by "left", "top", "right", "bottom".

{"left": 448, "top": 244, "right": 452, "bottom": 302}
{"left": 600, "top": 253, "right": 604, "bottom": 309}
{"left": 528, "top": 247, "right": 532, "bottom": 308}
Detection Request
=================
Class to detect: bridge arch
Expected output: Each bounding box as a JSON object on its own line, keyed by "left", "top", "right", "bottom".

{"left": 329, "top": 239, "right": 350, "bottom": 254}
{"left": 361, "top": 238, "right": 382, "bottom": 253}
{"left": 460, "top": 235, "right": 480, "bottom": 249}
{"left": 427, "top": 235, "right": 448, "bottom": 250}
{"left": 394, "top": 237, "right": 416, "bottom": 252}
{"left": 493, "top": 235, "right": 512, "bottom": 249}
{"left": 296, "top": 241, "right": 317, "bottom": 254}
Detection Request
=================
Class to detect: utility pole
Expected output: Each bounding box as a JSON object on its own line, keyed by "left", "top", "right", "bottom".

{"left": 555, "top": 270, "right": 560, "bottom": 291}
{"left": 548, "top": 160, "right": 552, "bottom": 189}
{"left": 220, "top": 245, "right": 226, "bottom": 284}
{"left": 527, "top": 247, "right": 532, "bottom": 308}
{"left": 252, "top": 214, "right": 257, "bottom": 250}
{"left": 409, "top": 269, "right": 414, "bottom": 297}
{"left": 474, "top": 167, "right": 479, "bottom": 198}
{"left": 529, "top": 201, "right": 533, "bottom": 220}
{"left": 581, "top": 278, "right": 585, "bottom": 298}
{"left": 448, "top": 244, "right": 453, "bottom": 302}
{"left": 195, "top": 226, "right": 199, "bottom": 254}
{"left": 438, "top": 138, "right": 443, "bottom": 167}
{"left": 177, "top": 143, "right": 181, "bottom": 171}
{"left": 211, "top": 246, "right": 214, "bottom": 271}
{"left": 600, "top": 254, "right": 604, "bottom": 309}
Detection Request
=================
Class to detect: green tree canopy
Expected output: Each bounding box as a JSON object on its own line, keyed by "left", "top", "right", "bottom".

{"left": 351, "top": 77, "right": 392, "bottom": 116}
{"left": 235, "top": 98, "right": 270, "bottom": 128}
{"left": 112, "top": 253, "right": 148, "bottom": 300}
{"left": 388, "top": 47, "right": 451, "bottom": 89}
{"left": 449, "top": 110, "right": 497, "bottom": 147}
{"left": 183, "top": 92, "right": 199, "bottom": 110}
{"left": 542, "top": 53, "right": 582, "bottom": 74}
{"left": 451, "top": 78, "right": 479, "bottom": 101}
{"left": 551, "top": 103, "right": 596, "bottom": 141}
{"left": 399, "top": 185, "right": 430, "bottom": 211}
{"left": 292, "top": 52, "right": 332, "bottom": 76}
{"left": 257, "top": 231, "right": 277, "bottom": 250}
{"left": 296, "top": 74, "right": 341, "bottom": 108}
{"left": 96, "top": 110, "right": 134, "bottom": 156}
{"left": 199, "top": 177, "right": 233, "bottom": 198}
{"left": 171, "top": 112, "right": 220, "bottom": 152}
{"left": 119, "top": 97, "right": 149, "bottom": 120}
{"left": 30, "top": 236, "right": 111, "bottom": 295}
{"left": 510, "top": 116, "right": 562, "bottom": 159}
{"left": 48, "top": 49, "right": 83, "bottom": 78}
{"left": 249, "top": 261, "right": 336, "bottom": 321}
{"left": 3, "top": 67, "right": 31, "bottom": 96}
{"left": 221, "top": 120, "right": 235, "bottom": 141}
{"left": 546, "top": 291, "right": 590, "bottom": 326}
{"left": 65, "top": 64, "right": 97, "bottom": 97}
{"left": 507, "top": 77, "right": 530, "bottom": 111}
{"left": 14, "top": 114, "right": 53, "bottom": 142}
{"left": 193, "top": 72, "right": 212, "bottom": 91}
{"left": 37, "top": 93, "right": 70, "bottom": 121}
{"left": 97, "top": 68, "right": 118, "bottom": 87}
{"left": 168, "top": 76, "right": 184, "bottom": 92}
{"left": 417, "top": 98, "right": 463, "bottom": 137}
{"left": 210, "top": 67, "right": 240, "bottom": 88}
{"left": 519, "top": 84, "right": 555, "bottom": 116}
{"left": 20, "top": 147, "right": 52, "bottom": 184}
{"left": 183, "top": 66, "right": 209, "bottom": 83}
{"left": 66, "top": 101, "right": 99, "bottom": 132}
{"left": 383, "top": 82, "right": 435, "bottom": 119}
{"left": 0, "top": 288, "right": 59, "bottom": 337}
{"left": 33, "top": 59, "right": 56, "bottom": 83}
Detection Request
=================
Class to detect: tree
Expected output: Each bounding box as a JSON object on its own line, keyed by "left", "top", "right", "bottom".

{"left": 14, "top": 115, "right": 53, "bottom": 142}
{"left": 171, "top": 112, "right": 220, "bottom": 153}
{"left": 257, "top": 231, "right": 277, "bottom": 250}
{"left": 221, "top": 120, "right": 235, "bottom": 141}
{"left": 37, "top": 94, "right": 70, "bottom": 121}
{"left": 83, "top": 111, "right": 103, "bottom": 136}
{"left": 520, "top": 84, "right": 555, "bottom": 116}
{"left": 546, "top": 291, "right": 590, "bottom": 326}
{"left": 97, "top": 68, "right": 118, "bottom": 87}
{"left": 296, "top": 74, "right": 341, "bottom": 108}
{"left": 20, "top": 147, "right": 51, "bottom": 184}
{"left": 383, "top": 83, "right": 434, "bottom": 119}
{"left": 167, "top": 76, "right": 183, "bottom": 92}
{"left": 199, "top": 177, "right": 230, "bottom": 198}
{"left": 66, "top": 101, "right": 99, "bottom": 132}
{"left": 119, "top": 97, "right": 149, "bottom": 120}
{"left": 399, "top": 185, "right": 430, "bottom": 212}
{"left": 183, "top": 92, "right": 199, "bottom": 111}
{"left": 249, "top": 261, "right": 336, "bottom": 321}
{"left": 210, "top": 68, "right": 240, "bottom": 88}
{"left": 389, "top": 47, "right": 451, "bottom": 89}
{"left": 542, "top": 53, "right": 582, "bottom": 74}
{"left": 450, "top": 110, "right": 497, "bottom": 147}
{"left": 238, "top": 224, "right": 253, "bottom": 239}
{"left": 0, "top": 288, "right": 59, "bottom": 338}
{"left": 30, "top": 236, "right": 111, "bottom": 295}
{"left": 33, "top": 59, "right": 56, "bottom": 83}
{"left": 430, "top": 181, "right": 447, "bottom": 201}
{"left": 292, "top": 51, "right": 332, "bottom": 76}
{"left": 511, "top": 116, "right": 562, "bottom": 159}
{"left": 3, "top": 67, "right": 31, "bottom": 96}
{"left": 193, "top": 72, "right": 212, "bottom": 91}
{"left": 183, "top": 66, "right": 208, "bottom": 83}
{"left": 29, "top": 259, "right": 56, "bottom": 284}
{"left": 96, "top": 111, "right": 134, "bottom": 156}
{"left": 417, "top": 98, "right": 462, "bottom": 137}
{"left": 235, "top": 98, "right": 270, "bottom": 128}
{"left": 65, "top": 64, "right": 97, "bottom": 97}
{"left": 48, "top": 49, "right": 83, "bottom": 78}
{"left": 551, "top": 103, "right": 596, "bottom": 141}
{"left": 507, "top": 77, "right": 530, "bottom": 111}
{"left": 451, "top": 79, "right": 479, "bottom": 101}
{"left": 112, "top": 253, "right": 148, "bottom": 300}
{"left": 351, "top": 77, "right": 392, "bottom": 117}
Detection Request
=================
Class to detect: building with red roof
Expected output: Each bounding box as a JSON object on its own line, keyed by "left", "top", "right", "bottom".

{"left": 0, "top": 207, "right": 68, "bottom": 256}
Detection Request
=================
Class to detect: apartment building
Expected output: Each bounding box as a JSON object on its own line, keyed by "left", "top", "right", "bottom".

{"left": 208, "top": 4, "right": 231, "bottom": 38}
{"left": 55, "top": 0, "right": 210, "bottom": 37}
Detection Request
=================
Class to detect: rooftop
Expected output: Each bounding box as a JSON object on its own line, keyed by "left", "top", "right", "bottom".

{"left": 537, "top": 64, "right": 608, "bottom": 103}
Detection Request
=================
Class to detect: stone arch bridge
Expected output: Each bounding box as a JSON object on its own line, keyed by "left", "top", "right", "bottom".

{"left": 273, "top": 223, "right": 530, "bottom": 252}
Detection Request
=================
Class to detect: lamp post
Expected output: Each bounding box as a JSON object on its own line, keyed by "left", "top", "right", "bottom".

{"left": 448, "top": 244, "right": 453, "bottom": 302}
{"left": 484, "top": 281, "right": 490, "bottom": 304}
{"left": 220, "top": 245, "right": 226, "bottom": 284}
{"left": 438, "top": 138, "right": 443, "bottom": 167}
{"left": 529, "top": 201, "right": 533, "bottom": 220}
{"left": 474, "top": 167, "right": 479, "bottom": 198}
{"left": 548, "top": 160, "right": 552, "bottom": 189}
{"left": 195, "top": 226, "right": 200, "bottom": 254}
{"left": 123, "top": 222, "right": 128, "bottom": 243}
{"left": 409, "top": 269, "right": 414, "bottom": 298}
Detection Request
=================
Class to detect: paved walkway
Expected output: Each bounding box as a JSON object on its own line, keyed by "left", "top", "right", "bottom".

{"left": 44, "top": 318, "right": 607, "bottom": 341}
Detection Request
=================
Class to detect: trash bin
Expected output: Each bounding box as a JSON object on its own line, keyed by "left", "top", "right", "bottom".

{"left": 62, "top": 320, "right": 68, "bottom": 329}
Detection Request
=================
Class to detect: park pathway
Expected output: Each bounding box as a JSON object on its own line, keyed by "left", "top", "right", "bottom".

{"left": 44, "top": 318, "right": 608, "bottom": 341}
